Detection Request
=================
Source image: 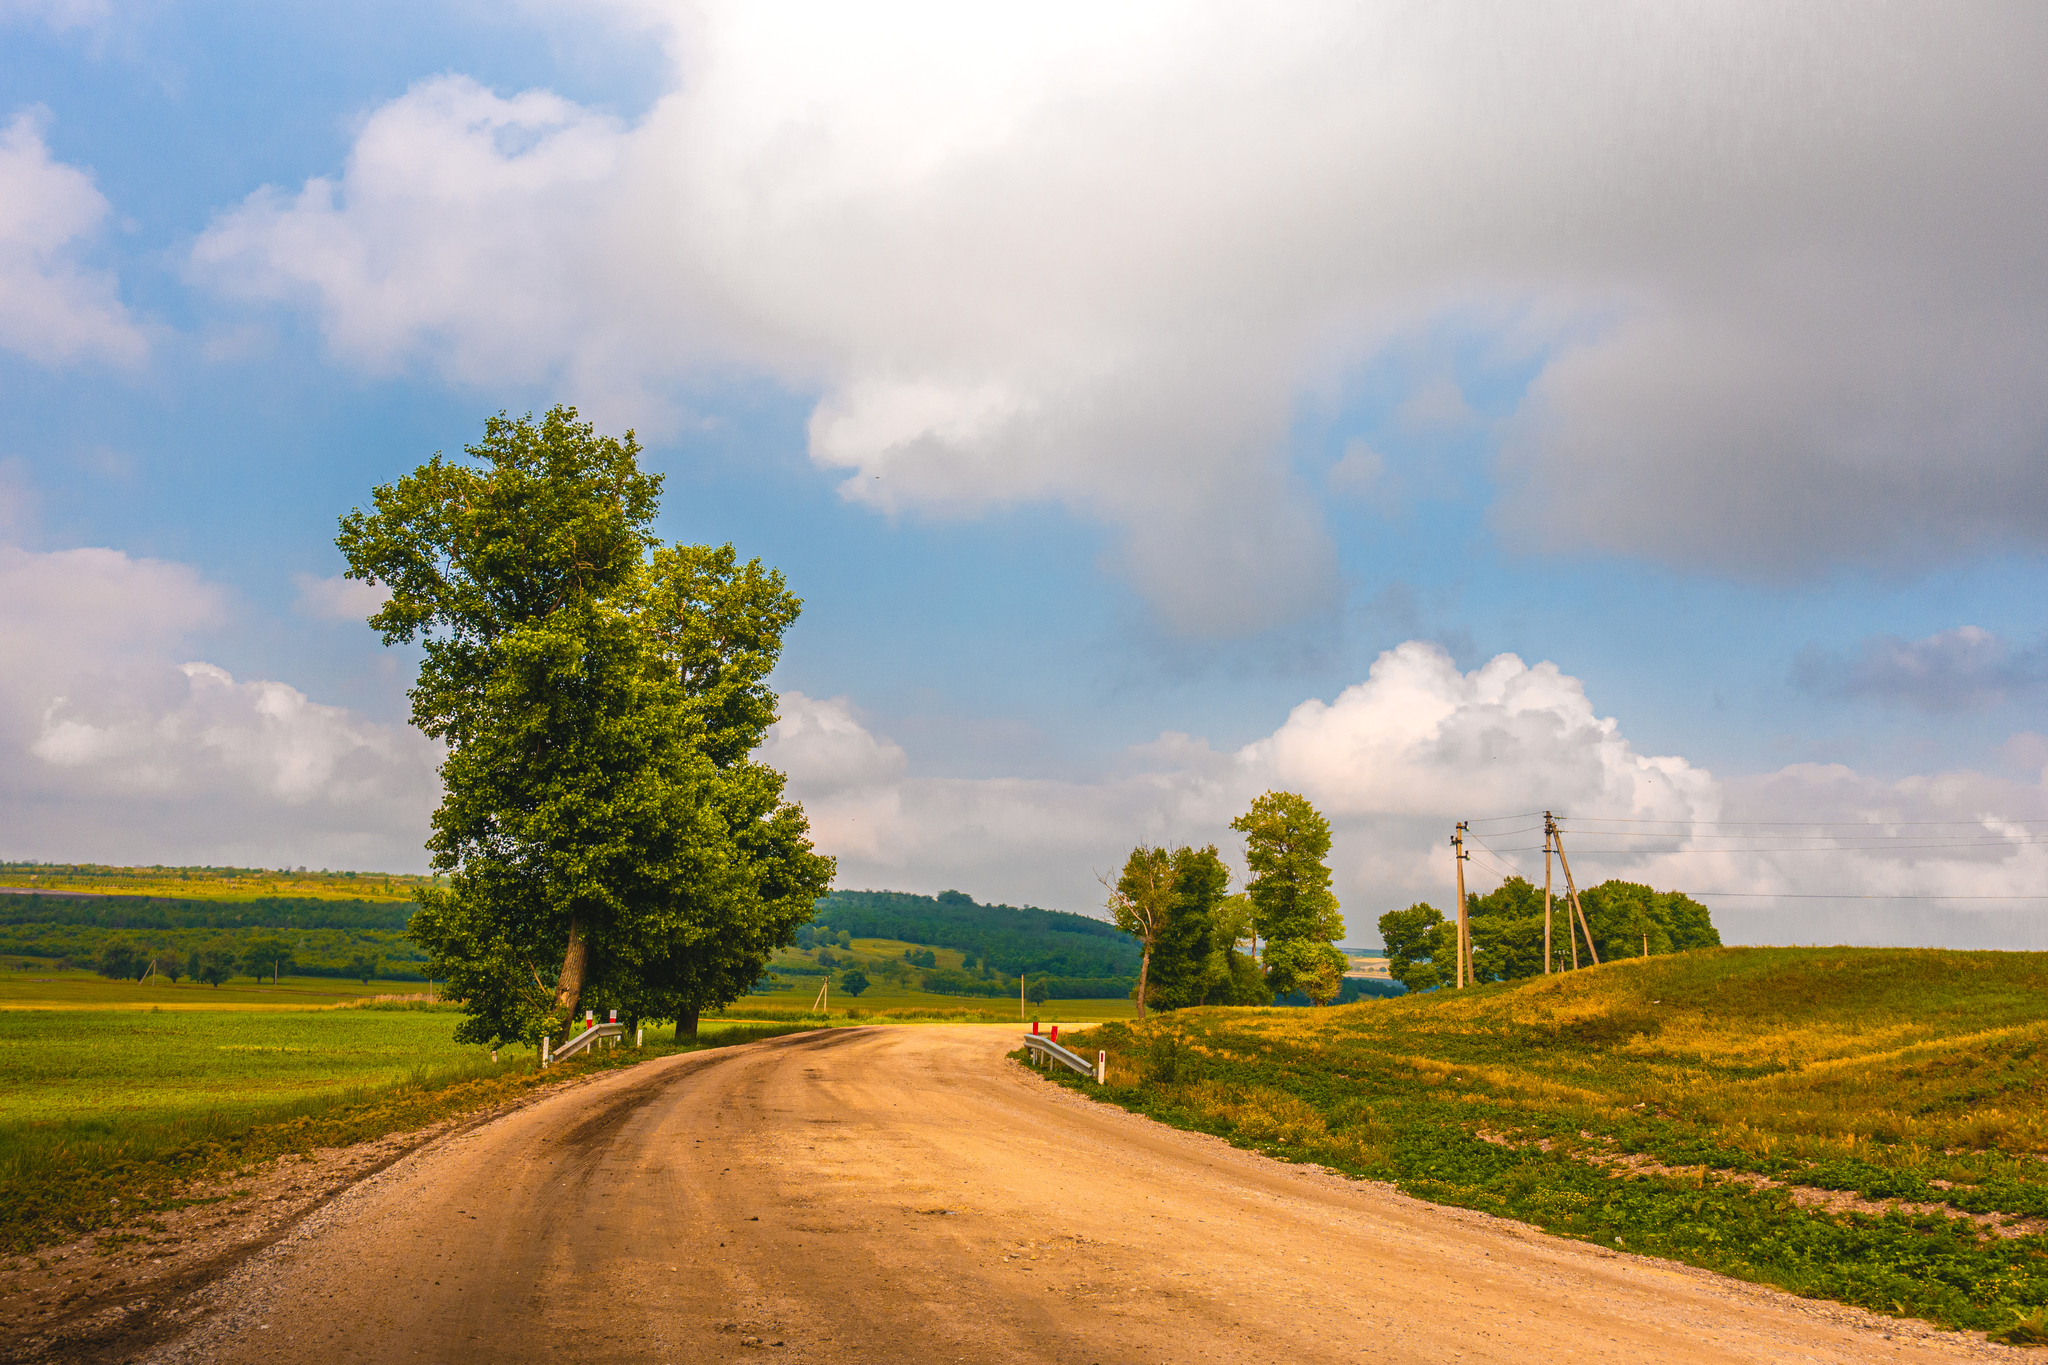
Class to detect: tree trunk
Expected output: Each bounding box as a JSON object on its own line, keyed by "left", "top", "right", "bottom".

{"left": 674, "top": 1006, "right": 700, "bottom": 1043}
{"left": 552, "top": 917, "right": 588, "bottom": 1021}
{"left": 1136, "top": 946, "right": 1151, "bottom": 1020}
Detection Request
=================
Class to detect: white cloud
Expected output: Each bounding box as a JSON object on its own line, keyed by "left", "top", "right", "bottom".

{"left": 0, "top": 110, "right": 145, "bottom": 366}
{"left": 194, "top": 5, "right": 2048, "bottom": 629}
{"left": 778, "top": 641, "right": 2048, "bottom": 948}
{"left": 0, "top": 544, "right": 440, "bottom": 869}
{"left": 291, "top": 572, "right": 391, "bottom": 623}
{"left": 0, "top": 0, "right": 110, "bottom": 33}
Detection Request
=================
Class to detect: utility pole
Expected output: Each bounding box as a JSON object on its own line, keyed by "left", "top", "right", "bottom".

{"left": 1452, "top": 822, "right": 1471, "bottom": 988}
{"left": 1552, "top": 823, "right": 1601, "bottom": 968}
{"left": 1542, "top": 812, "right": 1555, "bottom": 975}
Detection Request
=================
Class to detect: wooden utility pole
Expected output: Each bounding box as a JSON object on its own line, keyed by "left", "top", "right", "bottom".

{"left": 1552, "top": 825, "right": 1601, "bottom": 967}
{"left": 1542, "top": 812, "right": 1555, "bottom": 975}
{"left": 1452, "top": 822, "right": 1471, "bottom": 988}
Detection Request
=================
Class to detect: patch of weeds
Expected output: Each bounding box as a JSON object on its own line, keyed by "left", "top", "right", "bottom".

{"left": 1992, "top": 1309, "right": 2048, "bottom": 1347}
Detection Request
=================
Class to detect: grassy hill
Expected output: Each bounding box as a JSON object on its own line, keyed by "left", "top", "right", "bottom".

{"left": 1049, "top": 947, "right": 2048, "bottom": 1339}
{"left": 809, "top": 888, "right": 1138, "bottom": 997}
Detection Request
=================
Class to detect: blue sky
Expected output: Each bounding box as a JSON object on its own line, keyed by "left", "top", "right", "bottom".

{"left": 6, "top": 3, "right": 2048, "bottom": 946}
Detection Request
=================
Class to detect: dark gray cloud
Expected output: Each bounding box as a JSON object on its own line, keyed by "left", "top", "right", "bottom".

{"left": 1792, "top": 627, "right": 2048, "bottom": 713}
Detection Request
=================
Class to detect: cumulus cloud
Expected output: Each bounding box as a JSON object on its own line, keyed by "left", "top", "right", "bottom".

{"left": 1791, "top": 627, "right": 2048, "bottom": 714}
{"left": 0, "top": 545, "right": 440, "bottom": 869}
{"left": 191, "top": 4, "right": 2048, "bottom": 630}
{"left": 780, "top": 641, "right": 1716, "bottom": 918}
{"left": 775, "top": 641, "right": 2048, "bottom": 948}
{"left": 0, "top": 110, "right": 146, "bottom": 366}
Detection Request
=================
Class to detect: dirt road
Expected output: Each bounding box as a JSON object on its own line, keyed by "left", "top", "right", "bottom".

{"left": 148, "top": 1025, "right": 2007, "bottom": 1364}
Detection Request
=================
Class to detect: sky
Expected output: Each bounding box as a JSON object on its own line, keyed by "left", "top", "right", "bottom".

{"left": 6, "top": 1, "right": 2048, "bottom": 949}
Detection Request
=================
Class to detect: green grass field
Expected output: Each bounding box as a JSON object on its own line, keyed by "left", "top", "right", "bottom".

{"left": 0, "top": 965, "right": 431, "bottom": 1010}
{"left": 1042, "top": 946, "right": 2048, "bottom": 1340}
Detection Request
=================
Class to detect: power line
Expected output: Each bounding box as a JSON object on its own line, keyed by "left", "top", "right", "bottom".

{"left": 1685, "top": 891, "right": 2048, "bottom": 900}
{"left": 1492, "top": 840, "right": 2048, "bottom": 854}
{"left": 1553, "top": 815, "right": 2048, "bottom": 828}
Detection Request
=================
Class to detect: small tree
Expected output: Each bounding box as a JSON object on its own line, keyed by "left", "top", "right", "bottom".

{"left": 1104, "top": 845, "right": 1176, "bottom": 1020}
{"left": 158, "top": 952, "right": 184, "bottom": 983}
{"left": 242, "top": 940, "right": 293, "bottom": 984}
{"left": 348, "top": 954, "right": 381, "bottom": 984}
{"left": 1025, "top": 977, "right": 1050, "bottom": 1006}
{"left": 197, "top": 949, "right": 236, "bottom": 988}
{"left": 96, "top": 943, "right": 144, "bottom": 981}
{"left": 840, "top": 968, "right": 870, "bottom": 997}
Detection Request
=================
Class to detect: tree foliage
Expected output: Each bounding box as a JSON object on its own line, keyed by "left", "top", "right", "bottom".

{"left": 1378, "top": 878, "right": 1721, "bottom": 990}
{"left": 1106, "top": 846, "right": 1271, "bottom": 1014}
{"left": 1231, "top": 791, "right": 1346, "bottom": 998}
{"left": 338, "top": 406, "right": 833, "bottom": 1047}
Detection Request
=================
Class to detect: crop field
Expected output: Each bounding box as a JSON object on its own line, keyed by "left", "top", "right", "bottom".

{"left": 0, "top": 862, "right": 432, "bottom": 902}
{"left": 1043, "top": 946, "right": 2048, "bottom": 1339}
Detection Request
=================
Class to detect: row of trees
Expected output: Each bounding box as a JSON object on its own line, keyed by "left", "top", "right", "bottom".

{"left": 340, "top": 408, "right": 833, "bottom": 1048}
{"left": 1107, "top": 791, "right": 1348, "bottom": 1016}
{"left": 93, "top": 941, "right": 386, "bottom": 986}
{"left": 1378, "top": 877, "right": 1721, "bottom": 990}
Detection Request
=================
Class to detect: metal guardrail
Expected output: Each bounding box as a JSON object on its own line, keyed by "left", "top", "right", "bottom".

{"left": 1024, "top": 1033, "right": 1106, "bottom": 1084}
{"left": 542, "top": 1021, "right": 623, "bottom": 1066}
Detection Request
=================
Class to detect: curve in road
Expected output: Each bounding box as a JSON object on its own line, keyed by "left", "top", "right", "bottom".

{"left": 149, "top": 1025, "right": 2003, "bottom": 1364}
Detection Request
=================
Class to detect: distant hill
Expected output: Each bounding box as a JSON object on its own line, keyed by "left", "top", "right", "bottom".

{"left": 0, "top": 893, "right": 412, "bottom": 931}
{"left": 812, "top": 889, "right": 1140, "bottom": 991}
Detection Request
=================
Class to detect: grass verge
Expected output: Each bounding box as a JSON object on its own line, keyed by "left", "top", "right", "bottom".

{"left": 1029, "top": 947, "right": 2048, "bottom": 1339}
{"left": 0, "top": 1021, "right": 816, "bottom": 1255}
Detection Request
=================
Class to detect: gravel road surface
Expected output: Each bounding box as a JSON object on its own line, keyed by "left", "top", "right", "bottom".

{"left": 146, "top": 1025, "right": 2011, "bottom": 1364}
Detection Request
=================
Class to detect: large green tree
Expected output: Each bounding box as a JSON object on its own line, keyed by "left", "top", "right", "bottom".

{"left": 338, "top": 406, "right": 833, "bottom": 1048}
{"left": 1230, "top": 791, "right": 1346, "bottom": 998}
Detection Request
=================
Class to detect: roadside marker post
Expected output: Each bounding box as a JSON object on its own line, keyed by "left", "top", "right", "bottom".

{"left": 635, "top": 1026, "right": 643, "bottom": 1047}
{"left": 541, "top": 1035, "right": 551, "bottom": 1067}
{"left": 1097, "top": 1050, "right": 1107, "bottom": 1084}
